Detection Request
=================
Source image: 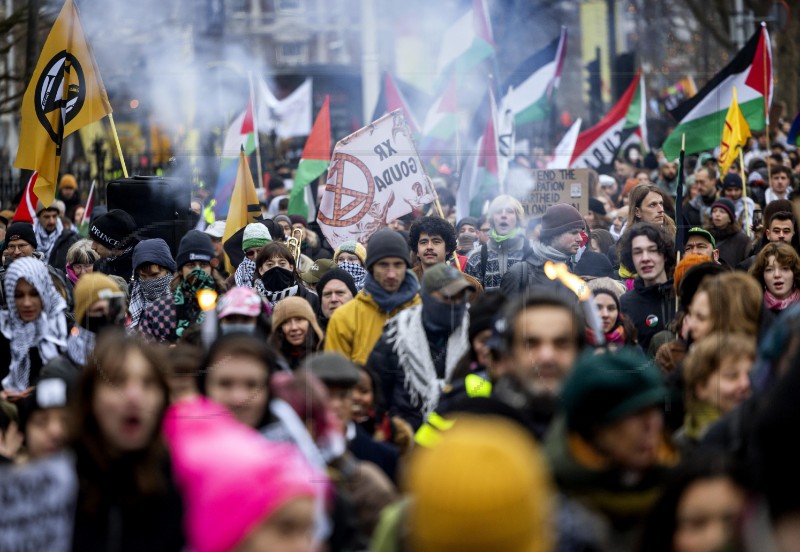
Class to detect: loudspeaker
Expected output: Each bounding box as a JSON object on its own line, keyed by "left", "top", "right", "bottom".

{"left": 106, "top": 176, "right": 193, "bottom": 257}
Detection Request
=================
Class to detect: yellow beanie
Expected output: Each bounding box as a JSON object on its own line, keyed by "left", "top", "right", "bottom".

{"left": 405, "top": 415, "right": 554, "bottom": 552}
{"left": 270, "top": 296, "right": 323, "bottom": 343}
{"left": 59, "top": 174, "right": 78, "bottom": 190}
{"left": 73, "top": 273, "right": 121, "bottom": 326}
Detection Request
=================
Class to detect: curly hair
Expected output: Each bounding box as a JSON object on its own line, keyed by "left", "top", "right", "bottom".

{"left": 408, "top": 216, "right": 457, "bottom": 257}
{"left": 749, "top": 241, "right": 800, "bottom": 292}
{"left": 618, "top": 222, "right": 676, "bottom": 279}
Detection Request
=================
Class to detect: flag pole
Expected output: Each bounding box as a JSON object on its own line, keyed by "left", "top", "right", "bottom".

{"left": 248, "top": 71, "right": 265, "bottom": 188}
{"left": 107, "top": 114, "right": 128, "bottom": 178}
{"left": 675, "top": 133, "right": 685, "bottom": 313}
{"left": 81, "top": 179, "right": 95, "bottom": 226}
{"left": 740, "top": 148, "right": 750, "bottom": 237}
{"left": 762, "top": 23, "right": 772, "bottom": 185}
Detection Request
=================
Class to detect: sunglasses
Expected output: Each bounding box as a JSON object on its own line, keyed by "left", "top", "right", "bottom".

{"left": 244, "top": 249, "right": 259, "bottom": 258}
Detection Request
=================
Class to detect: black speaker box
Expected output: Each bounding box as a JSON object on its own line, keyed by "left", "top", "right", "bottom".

{"left": 106, "top": 176, "right": 194, "bottom": 257}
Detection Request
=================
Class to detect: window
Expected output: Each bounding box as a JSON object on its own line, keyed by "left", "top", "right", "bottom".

{"left": 276, "top": 41, "right": 308, "bottom": 65}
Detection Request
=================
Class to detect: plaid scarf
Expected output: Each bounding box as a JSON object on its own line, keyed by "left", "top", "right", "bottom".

{"left": 339, "top": 261, "right": 367, "bottom": 290}
{"left": 128, "top": 274, "right": 173, "bottom": 329}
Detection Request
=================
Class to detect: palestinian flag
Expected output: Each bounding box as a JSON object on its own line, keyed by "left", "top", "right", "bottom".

{"left": 214, "top": 96, "right": 257, "bottom": 217}
{"left": 288, "top": 96, "right": 330, "bottom": 221}
{"left": 436, "top": 0, "right": 494, "bottom": 75}
{"left": 371, "top": 72, "right": 422, "bottom": 134}
{"left": 662, "top": 25, "right": 771, "bottom": 160}
{"left": 500, "top": 27, "right": 567, "bottom": 125}
{"left": 457, "top": 88, "right": 502, "bottom": 219}
{"left": 569, "top": 72, "right": 646, "bottom": 172}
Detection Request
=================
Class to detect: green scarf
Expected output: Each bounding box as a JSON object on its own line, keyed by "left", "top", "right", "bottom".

{"left": 491, "top": 227, "right": 519, "bottom": 243}
{"left": 173, "top": 267, "right": 216, "bottom": 338}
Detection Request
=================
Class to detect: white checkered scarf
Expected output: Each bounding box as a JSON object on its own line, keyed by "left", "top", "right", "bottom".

{"left": 0, "top": 257, "right": 67, "bottom": 391}
{"left": 34, "top": 217, "right": 63, "bottom": 263}
{"left": 127, "top": 274, "right": 173, "bottom": 329}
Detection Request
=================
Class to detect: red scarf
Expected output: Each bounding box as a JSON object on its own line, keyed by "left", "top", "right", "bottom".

{"left": 764, "top": 288, "right": 800, "bottom": 311}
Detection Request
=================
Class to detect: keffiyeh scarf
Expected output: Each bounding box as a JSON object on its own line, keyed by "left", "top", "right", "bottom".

{"left": 34, "top": 217, "right": 63, "bottom": 263}
{"left": 0, "top": 257, "right": 67, "bottom": 391}
{"left": 66, "top": 326, "right": 96, "bottom": 367}
{"left": 128, "top": 274, "right": 173, "bottom": 329}
{"left": 339, "top": 261, "right": 367, "bottom": 290}
{"left": 234, "top": 257, "right": 257, "bottom": 287}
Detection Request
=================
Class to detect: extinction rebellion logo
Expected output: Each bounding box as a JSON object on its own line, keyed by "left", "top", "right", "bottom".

{"left": 34, "top": 50, "right": 86, "bottom": 152}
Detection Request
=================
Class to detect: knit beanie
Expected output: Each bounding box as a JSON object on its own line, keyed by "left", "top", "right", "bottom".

{"left": 468, "top": 291, "right": 505, "bottom": 342}
{"left": 317, "top": 268, "right": 358, "bottom": 299}
{"left": 163, "top": 397, "right": 325, "bottom": 552}
{"left": 17, "top": 375, "right": 72, "bottom": 433}
{"left": 176, "top": 230, "right": 215, "bottom": 269}
{"left": 334, "top": 240, "right": 367, "bottom": 265}
{"left": 241, "top": 223, "right": 272, "bottom": 251}
{"left": 133, "top": 238, "right": 177, "bottom": 275}
{"left": 405, "top": 415, "right": 554, "bottom": 552}
{"left": 487, "top": 195, "right": 524, "bottom": 227}
{"left": 273, "top": 214, "right": 292, "bottom": 232}
{"left": 5, "top": 222, "right": 37, "bottom": 248}
{"left": 673, "top": 253, "right": 711, "bottom": 294}
{"left": 89, "top": 209, "right": 137, "bottom": 250}
{"left": 561, "top": 348, "right": 666, "bottom": 439}
{"left": 588, "top": 197, "right": 606, "bottom": 216}
{"left": 722, "top": 173, "right": 743, "bottom": 190}
{"left": 270, "top": 296, "right": 324, "bottom": 342}
{"left": 365, "top": 229, "right": 409, "bottom": 271}
{"left": 59, "top": 174, "right": 77, "bottom": 190}
{"left": 289, "top": 215, "right": 308, "bottom": 228}
{"left": 711, "top": 197, "right": 736, "bottom": 223}
{"left": 35, "top": 200, "right": 59, "bottom": 216}
{"left": 73, "top": 272, "right": 121, "bottom": 325}
{"left": 539, "top": 204, "right": 585, "bottom": 242}
{"left": 456, "top": 217, "right": 480, "bottom": 233}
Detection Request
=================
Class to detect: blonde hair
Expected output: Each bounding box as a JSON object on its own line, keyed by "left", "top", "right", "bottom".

{"left": 697, "top": 272, "right": 763, "bottom": 335}
{"left": 487, "top": 195, "right": 525, "bottom": 229}
{"left": 684, "top": 332, "right": 755, "bottom": 406}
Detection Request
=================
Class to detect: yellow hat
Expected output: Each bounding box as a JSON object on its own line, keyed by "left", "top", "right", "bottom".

{"left": 73, "top": 273, "right": 121, "bottom": 326}
{"left": 405, "top": 415, "right": 554, "bottom": 552}
{"left": 59, "top": 174, "right": 77, "bottom": 190}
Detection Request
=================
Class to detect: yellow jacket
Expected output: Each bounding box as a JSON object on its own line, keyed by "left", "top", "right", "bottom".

{"left": 325, "top": 290, "right": 420, "bottom": 366}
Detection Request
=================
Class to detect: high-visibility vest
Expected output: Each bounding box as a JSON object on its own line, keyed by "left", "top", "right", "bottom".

{"left": 414, "top": 374, "right": 492, "bottom": 447}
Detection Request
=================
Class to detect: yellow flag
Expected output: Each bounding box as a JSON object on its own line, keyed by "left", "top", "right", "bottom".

{"left": 718, "top": 87, "right": 751, "bottom": 175}
{"left": 222, "top": 148, "right": 261, "bottom": 272}
{"left": 14, "top": 0, "right": 112, "bottom": 206}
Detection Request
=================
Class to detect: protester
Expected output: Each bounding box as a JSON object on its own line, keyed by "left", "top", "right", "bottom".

{"left": 16, "top": 363, "right": 74, "bottom": 461}
{"left": 454, "top": 216, "right": 480, "bottom": 266}
{"left": 65, "top": 239, "right": 99, "bottom": 284}
{"left": 138, "top": 230, "right": 226, "bottom": 343}
{"left": 588, "top": 287, "right": 639, "bottom": 348}
{"left": 750, "top": 241, "right": 800, "bottom": 313}
{"left": 70, "top": 331, "right": 185, "bottom": 551}
{"left": 683, "top": 167, "right": 718, "bottom": 227}
{"left": 333, "top": 240, "right": 368, "bottom": 290}
{"left": 269, "top": 296, "right": 324, "bottom": 370}
{"left": 67, "top": 272, "right": 126, "bottom": 366}
{"left": 88, "top": 208, "right": 139, "bottom": 280}
{"left": 367, "top": 263, "right": 473, "bottom": 429}
{"left": 706, "top": 197, "right": 751, "bottom": 266}
{"left": 233, "top": 222, "right": 272, "bottom": 287}
{"left": 203, "top": 220, "right": 227, "bottom": 271}
{"left": 316, "top": 268, "right": 357, "bottom": 331}
{"left": 721, "top": 173, "right": 756, "bottom": 230}
{"left": 686, "top": 273, "right": 763, "bottom": 346}
{"left": 127, "top": 238, "right": 177, "bottom": 330}
{"left": 215, "top": 285, "right": 272, "bottom": 338}
{"left": 465, "top": 194, "right": 529, "bottom": 290}
{"left": 325, "top": 229, "right": 420, "bottom": 365}
{"left": 35, "top": 200, "right": 79, "bottom": 272}
{"left": 253, "top": 241, "right": 319, "bottom": 312}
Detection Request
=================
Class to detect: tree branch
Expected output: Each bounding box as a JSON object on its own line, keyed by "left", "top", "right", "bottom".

{"left": 681, "top": 0, "right": 735, "bottom": 49}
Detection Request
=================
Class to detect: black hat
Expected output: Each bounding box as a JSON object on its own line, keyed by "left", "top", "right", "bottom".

{"left": 89, "top": 209, "right": 136, "bottom": 250}
{"left": 365, "top": 229, "right": 410, "bottom": 271}
{"left": 588, "top": 197, "right": 607, "bottom": 215}
{"left": 317, "top": 268, "right": 358, "bottom": 298}
{"left": 302, "top": 352, "right": 360, "bottom": 387}
{"left": 722, "top": 173, "right": 743, "bottom": 190}
{"left": 456, "top": 216, "right": 480, "bottom": 232}
{"left": 5, "top": 222, "right": 36, "bottom": 248}
{"left": 176, "top": 230, "right": 215, "bottom": 269}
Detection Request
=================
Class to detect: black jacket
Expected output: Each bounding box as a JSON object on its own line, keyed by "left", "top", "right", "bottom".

{"left": 348, "top": 423, "right": 399, "bottom": 482}
{"left": 49, "top": 228, "right": 80, "bottom": 272}
{"left": 500, "top": 247, "right": 580, "bottom": 302}
{"left": 683, "top": 194, "right": 716, "bottom": 227}
{"left": 619, "top": 279, "right": 676, "bottom": 352}
{"left": 709, "top": 226, "right": 751, "bottom": 268}
{"left": 94, "top": 246, "right": 136, "bottom": 282}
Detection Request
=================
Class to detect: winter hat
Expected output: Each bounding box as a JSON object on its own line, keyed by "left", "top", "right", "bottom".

{"left": 722, "top": 173, "right": 744, "bottom": 190}
{"left": 5, "top": 222, "right": 36, "bottom": 247}
{"left": 317, "top": 268, "right": 358, "bottom": 299}
{"left": 711, "top": 198, "right": 736, "bottom": 223}
{"left": 456, "top": 217, "right": 480, "bottom": 233}
{"left": 677, "top": 261, "right": 730, "bottom": 311}
{"left": 59, "top": 174, "right": 77, "bottom": 190}
{"left": 622, "top": 178, "right": 639, "bottom": 197}
{"left": 35, "top": 200, "right": 59, "bottom": 216}
{"left": 163, "top": 397, "right": 324, "bottom": 552}
{"left": 422, "top": 263, "right": 476, "bottom": 298}
{"left": 133, "top": 238, "right": 177, "bottom": 275}
{"left": 89, "top": 209, "right": 136, "bottom": 250}
{"left": 203, "top": 220, "right": 226, "bottom": 239}
{"left": 176, "top": 230, "right": 215, "bottom": 269}
{"left": 17, "top": 376, "right": 72, "bottom": 433}
{"left": 468, "top": 291, "right": 506, "bottom": 342}
{"left": 288, "top": 215, "right": 308, "bottom": 228}
{"left": 539, "top": 204, "right": 585, "bottom": 242}
{"left": 599, "top": 174, "right": 616, "bottom": 188}
{"left": 673, "top": 253, "right": 711, "bottom": 294}
{"left": 333, "top": 240, "right": 367, "bottom": 265}
{"left": 748, "top": 170, "right": 766, "bottom": 185}
{"left": 588, "top": 197, "right": 606, "bottom": 215}
{"left": 299, "top": 258, "right": 336, "bottom": 285}
{"left": 561, "top": 348, "right": 666, "bottom": 439}
{"left": 270, "top": 296, "right": 323, "bottom": 342}
{"left": 365, "top": 229, "right": 410, "bottom": 271}
{"left": 487, "top": 195, "right": 524, "bottom": 227}
{"left": 73, "top": 272, "right": 122, "bottom": 326}
{"left": 217, "top": 286, "right": 270, "bottom": 319}
{"left": 302, "top": 352, "right": 360, "bottom": 388}
{"left": 273, "top": 214, "right": 292, "bottom": 231}
{"left": 241, "top": 223, "right": 272, "bottom": 251}
{"left": 405, "top": 415, "right": 554, "bottom": 552}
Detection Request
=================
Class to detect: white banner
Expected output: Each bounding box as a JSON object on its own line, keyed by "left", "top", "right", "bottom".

{"left": 0, "top": 453, "right": 78, "bottom": 552}
{"left": 318, "top": 110, "right": 433, "bottom": 249}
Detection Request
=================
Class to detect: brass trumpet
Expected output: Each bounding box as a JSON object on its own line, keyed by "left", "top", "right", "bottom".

{"left": 286, "top": 228, "right": 303, "bottom": 265}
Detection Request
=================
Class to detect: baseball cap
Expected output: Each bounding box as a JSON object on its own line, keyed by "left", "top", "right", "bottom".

{"left": 204, "top": 220, "right": 226, "bottom": 239}
{"left": 422, "top": 263, "right": 476, "bottom": 298}
{"left": 687, "top": 227, "right": 716, "bottom": 248}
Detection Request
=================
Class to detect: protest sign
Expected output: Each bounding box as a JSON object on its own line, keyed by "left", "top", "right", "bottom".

{"left": 518, "top": 167, "right": 594, "bottom": 217}
{"left": 317, "top": 110, "right": 433, "bottom": 249}
{"left": 0, "top": 453, "right": 77, "bottom": 552}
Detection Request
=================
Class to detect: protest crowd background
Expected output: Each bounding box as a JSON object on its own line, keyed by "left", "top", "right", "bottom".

{"left": 3, "top": 0, "right": 800, "bottom": 551}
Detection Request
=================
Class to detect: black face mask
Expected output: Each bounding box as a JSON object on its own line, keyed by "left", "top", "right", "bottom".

{"left": 260, "top": 266, "right": 295, "bottom": 291}
{"left": 84, "top": 314, "right": 114, "bottom": 334}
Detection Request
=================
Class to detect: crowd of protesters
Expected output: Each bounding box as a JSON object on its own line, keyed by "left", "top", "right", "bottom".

{"left": 2, "top": 127, "right": 800, "bottom": 552}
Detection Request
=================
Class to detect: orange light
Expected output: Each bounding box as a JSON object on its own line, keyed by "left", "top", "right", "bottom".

{"left": 197, "top": 289, "right": 218, "bottom": 311}
{"left": 544, "top": 261, "right": 591, "bottom": 301}
{"left": 130, "top": 99, "right": 139, "bottom": 109}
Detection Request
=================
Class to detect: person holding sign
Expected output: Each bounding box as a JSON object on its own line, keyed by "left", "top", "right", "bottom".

{"left": 465, "top": 195, "right": 529, "bottom": 291}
